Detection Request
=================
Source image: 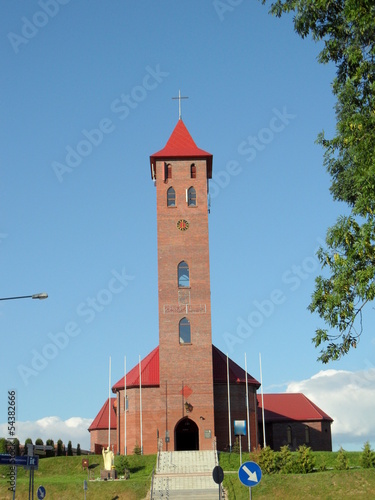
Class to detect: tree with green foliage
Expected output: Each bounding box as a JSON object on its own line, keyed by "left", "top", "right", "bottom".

{"left": 67, "top": 440, "right": 73, "bottom": 456}
{"left": 336, "top": 447, "right": 349, "bottom": 470}
{"left": 360, "top": 441, "right": 375, "bottom": 468}
{"left": 35, "top": 438, "right": 44, "bottom": 446}
{"left": 57, "top": 439, "right": 64, "bottom": 456}
{"left": 24, "top": 438, "right": 32, "bottom": 455}
{"left": 46, "top": 439, "right": 55, "bottom": 457}
{"left": 262, "top": 0, "right": 375, "bottom": 362}
{"left": 0, "top": 438, "right": 7, "bottom": 453}
{"left": 13, "top": 438, "right": 20, "bottom": 456}
{"left": 76, "top": 443, "right": 81, "bottom": 456}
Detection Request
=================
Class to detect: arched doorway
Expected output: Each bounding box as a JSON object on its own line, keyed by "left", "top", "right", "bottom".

{"left": 174, "top": 418, "right": 199, "bottom": 451}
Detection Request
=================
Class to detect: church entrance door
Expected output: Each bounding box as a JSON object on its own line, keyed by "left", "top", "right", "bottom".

{"left": 174, "top": 418, "right": 199, "bottom": 451}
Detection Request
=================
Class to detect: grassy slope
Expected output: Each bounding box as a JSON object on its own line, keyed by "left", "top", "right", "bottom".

{"left": 0, "top": 454, "right": 156, "bottom": 500}
{"left": 0, "top": 451, "right": 374, "bottom": 499}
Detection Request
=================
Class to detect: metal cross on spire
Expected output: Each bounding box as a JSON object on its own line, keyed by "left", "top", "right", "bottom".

{"left": 172, "top": 90, "right": 188, "bottom": 120}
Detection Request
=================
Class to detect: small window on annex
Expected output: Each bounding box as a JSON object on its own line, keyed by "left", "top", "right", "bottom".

{"left": 167, "top": 187, "right": 176, "bottom": 207}
{"left": 305, "top": 425, "right": 310, "bottom": 444}
{"left": 178, "top": 261, "right": 189, "bottom": 287}
{"left": 187, "top": 187, "right": 196, "bottom": 206}
{"left": 287, "top": 425, "right": 292, "bottom": 445}
{"left": 124, "top": 396, "right": 129, "bottom": 411}
{"left": 190, "top": 163, "right": 196, "bottom": 178}
{"left": 179, "top": 317, "right": 191, "bottom": 344}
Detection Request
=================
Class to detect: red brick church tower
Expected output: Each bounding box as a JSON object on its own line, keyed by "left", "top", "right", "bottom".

{"left": 150, "top": 118, "right": 215, "bottom": 451}
{"left": 90, "top": 116, "right": 260, "bottom": 455}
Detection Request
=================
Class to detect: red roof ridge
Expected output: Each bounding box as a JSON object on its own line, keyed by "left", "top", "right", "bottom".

{"left": 88, "top": 397, "right": 117, "bottom": 431}
{"left": 257, "top": 393, "right": 333, "bottom": 422}
{"left": 150, "top": 120, "right": 213, "bottom": 178}
{"left": 212, "top": 345, "right": 260, "bottom": 387}
{"left": 112, "top": 346, "right": 159, "bottom": 391}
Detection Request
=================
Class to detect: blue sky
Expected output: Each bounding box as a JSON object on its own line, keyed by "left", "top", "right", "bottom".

{"left": 1, "top": 1, "right": 374, "bottom": 452}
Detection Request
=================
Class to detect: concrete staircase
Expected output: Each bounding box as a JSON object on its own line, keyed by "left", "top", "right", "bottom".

{"left": 151, "top": 450, "right": 222, "bottom": 499}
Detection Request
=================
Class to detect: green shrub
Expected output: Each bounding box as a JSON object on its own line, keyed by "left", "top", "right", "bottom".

{"left": 258, "top": 446, "right": 276, "bottom": 474}
{"left": 133, "top": 443, "right": 142, "bottom": 455}
{"left": 336, "top": 447, "right": 349, "bottom": 470}
{"left": 114, "top": 455, "right": 131, "bottom": 478}
{"left": 360, "top": 441, "right": 375, "bottom": 468}
{"left": 276, "top": 445, "right": 295, "bottom": 474}
{"left": 295, "top": 445, "right": 315, "bottom": 474}
{"left": 76, "top": 443, "right": 81, "bottom": 456}
{"left": 35, "top": 438, "right": 44, "bottom": 446}
{"left": 232, "top": 438, "right": 240, "bottom": 454}
{"left": 67, "top": 441, "right": 73, "bottom": 456}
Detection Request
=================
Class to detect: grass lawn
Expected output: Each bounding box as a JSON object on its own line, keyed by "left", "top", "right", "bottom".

{"left": 0, "top": 451, "right": 374, "bottom": 499}
{"left": 0, "top": 454, "right": 156, "bottom": 500}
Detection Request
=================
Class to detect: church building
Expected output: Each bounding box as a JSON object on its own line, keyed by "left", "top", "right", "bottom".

{"left": 89, "top": 116, "right": 334, "bottom": 455}
{"left": 89, "top": 117, "right": 260, "bottom": 455}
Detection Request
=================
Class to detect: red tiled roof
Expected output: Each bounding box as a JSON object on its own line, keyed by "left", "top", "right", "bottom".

{"left": 88, "top": 397, "right": 117, "bottom": 431}
{"left": 212, "top": 345, "right": 260, "bottom": 387}
{"left": 112, "top": 346, "right": 159, "bottom": 391}
{"left": 257, "top": 393, "right": 333, "bottom": 423}
{"left": 112, "top": 344, "right": 259, "bottom": 392}
{"left": 150, "top": 120, "right": 213, "bottom": 178}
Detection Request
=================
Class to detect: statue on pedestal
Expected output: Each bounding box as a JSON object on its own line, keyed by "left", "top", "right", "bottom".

{"left": 102, "top": 446, "right": 114, "bottom": 471}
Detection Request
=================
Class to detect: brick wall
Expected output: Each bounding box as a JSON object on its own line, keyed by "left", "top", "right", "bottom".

{"left": 214, "top": 383, "right": 258, "bottom": 452}
{"left": 264, "top": 420, "right": 332, "bottom": 451}
{"left": 155, "top": 158, "right": 215, "bottom": 450}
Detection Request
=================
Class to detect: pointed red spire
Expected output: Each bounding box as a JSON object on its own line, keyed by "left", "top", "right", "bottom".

{"left": 150, "top": 120, "right": 213, "bottom": 178}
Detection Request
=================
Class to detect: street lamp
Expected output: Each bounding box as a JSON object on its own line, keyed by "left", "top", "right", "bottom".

{"left": 0, "top": 293, "right": 48, "bottom": 301}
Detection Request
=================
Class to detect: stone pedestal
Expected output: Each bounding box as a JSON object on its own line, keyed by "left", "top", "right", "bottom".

{"left": 100, "top": 469, "right": 117, "bottom": 480}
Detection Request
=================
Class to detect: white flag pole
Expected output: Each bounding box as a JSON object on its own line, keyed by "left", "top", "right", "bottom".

{"left": 259, "top": 353, "right": 266, "bottom": 448}
{"left": 139, "top": 355, "right": 143, "bottom": 455}
{"left": 245, "top": 353, "right": 250, "bottom": 453}
{"left": 227, "top": 353, "right": 232, "bottom": 452}
{"left": 124, "top": 356, "right": 127, "bottom": 455}
{"left": 108, "top": 356, "right": 111, "bottom": 449}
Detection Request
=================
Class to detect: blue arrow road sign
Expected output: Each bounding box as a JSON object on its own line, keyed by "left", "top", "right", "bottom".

{"left": 238, "top": 461, "right": 262, "bottom": 487}
{"left": 37, "top": 485, "right": 46, "bottom": 499}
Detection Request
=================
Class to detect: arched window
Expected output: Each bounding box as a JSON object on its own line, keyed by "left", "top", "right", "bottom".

{"left": 287, "top": 425, "right": 292, "bottom": 445}
{"left": 167, "top": 187, "right": 176, "bottom": 207}
{"left": 305, "top": 425, "right": 310, "bottom": 444}
{"left": 190, "top": 163, "right": 196, "bottom": 178}
{"left": 188, "top": 187, "right": 196, "bottom": 206}
{"left": 164, "top": 162, "right": 172, "bottom": 180}
{"left": 179, "top": 317, "right": 191, "bottom": 344}
{"left": 178, "top": 261, "right": 189, "bottom": 287}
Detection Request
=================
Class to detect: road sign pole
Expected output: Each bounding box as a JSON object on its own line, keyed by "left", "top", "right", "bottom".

{"left": 12, "top": 466, "right": 17, "bottom": 500}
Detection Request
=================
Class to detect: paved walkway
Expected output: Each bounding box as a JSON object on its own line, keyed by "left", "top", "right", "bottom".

{"left": 151, "top": 450, "right": 223, "bottom": 499}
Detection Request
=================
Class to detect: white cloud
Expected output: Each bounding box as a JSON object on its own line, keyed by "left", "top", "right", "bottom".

{"left": 286, "top": 368, "right": 375, "bottom": 451}
{"left": 0, "top": 416, "right": 93, "bottom": 451}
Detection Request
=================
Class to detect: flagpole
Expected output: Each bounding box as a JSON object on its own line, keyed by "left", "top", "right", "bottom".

{"left": 259, "top": 353, "right": 266, "bottom": 448}
{"left": 124, "top": 356, "right": 127, "bottom": 455}
{"left": 227, "top": 353, "right": 232, "bottom": 452}
{"left": 108, "top": 356, "right": 111, "bottom": 449}
{"left": 139, "top": 355, "right": 143, "bottom": 455}
{"left": 245, "top": 353, "right": 250, "bottom": 453}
